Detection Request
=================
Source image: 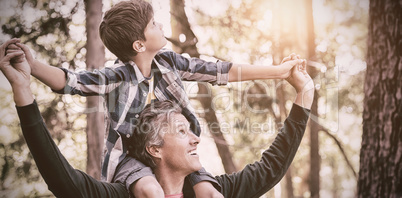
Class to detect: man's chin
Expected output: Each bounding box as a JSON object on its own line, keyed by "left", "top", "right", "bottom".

{"left": 194, "top": 164, "right": 202, "bottom": 172}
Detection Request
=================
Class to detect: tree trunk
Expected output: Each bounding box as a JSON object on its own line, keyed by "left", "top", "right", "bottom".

{"left": 169, "top": 0, "right": 237, "bottom": 174}
{"left": 84, "top": 0, "right": 105, "bottom": 179}
{"left": 305, "top": 0, "right": 320, "bottom": 197}
{"left": 358, "top": 0, "right": 402, "bottom": 197}
{"left": 278, "top": 84, "right": 294, "bottom": 198}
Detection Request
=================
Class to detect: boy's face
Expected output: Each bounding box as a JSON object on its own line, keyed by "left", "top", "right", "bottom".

{"left": 143, "top": 18, "right": 167, "bottom": 52}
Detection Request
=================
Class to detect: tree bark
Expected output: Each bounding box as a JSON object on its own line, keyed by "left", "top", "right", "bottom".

{"left": 169, "top": 0, "right": 238, "bottom": 174}
{"left": 358, "top": 0, "right": 402, "bottom": 197}
{"left": 305, "top": 0, "right": 320, "bottom": 197}
{"left": 84, "top": 0, "right": 105, "bottom": 179}
{"left": 278, "top": 84, "right": 294, "bottom": 198}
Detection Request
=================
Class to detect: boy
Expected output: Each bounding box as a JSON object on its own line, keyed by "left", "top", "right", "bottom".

{"left": 11, "top": 0, "right": 304, "bottom": 197}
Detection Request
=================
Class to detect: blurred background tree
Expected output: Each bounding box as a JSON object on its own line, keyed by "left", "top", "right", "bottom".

{"left": 0, "top": 0, "right": 371, "bottom": 197}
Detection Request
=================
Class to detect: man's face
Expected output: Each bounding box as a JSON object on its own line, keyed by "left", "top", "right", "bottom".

{"left": 158, "top": 113, "right": 202, "bottom": 174}
{"left": 143, "top": 18, "right": 167, "bottom": 52}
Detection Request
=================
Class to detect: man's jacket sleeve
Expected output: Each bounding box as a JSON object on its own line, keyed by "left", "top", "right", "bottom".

{"left": 214, "top": 104, "right": 310, "bottom": 198}
{"left": 17, "top": 101, "right": 128, "bottom": 198}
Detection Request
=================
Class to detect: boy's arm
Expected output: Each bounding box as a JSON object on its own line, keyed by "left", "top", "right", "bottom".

{"left": 16, "top": 43, "right": 122, "bottom": 96}
{"left": 166, "top": 51, "right": 232, "bottom": 85}
{"left": 13, "top": 43, "right": 67, "bottom": 90}
{"left": 31, "top": 59, "right": 67, "bottom": 90}
{"left": 167, "top": 50, "right": 303, "bottom": 84}
{"left": 228, "top": 58, "right": 304, "bottom": 82}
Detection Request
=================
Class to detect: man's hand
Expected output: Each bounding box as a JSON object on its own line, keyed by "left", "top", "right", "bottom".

{"left": 286, "top": 61, "right": 313, "bottom": 94}
{"left": 281, "top": 54, "right": 314, "bottom": 109}
{"left": 0, "top": 39, "right": 31, "bottom": 87}
{"left": 0, "top": 38, "right": 34, "bottom": 106}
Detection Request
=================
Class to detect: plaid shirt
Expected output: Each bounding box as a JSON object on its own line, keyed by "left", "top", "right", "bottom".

{"left": 55, "top": 49, "right": 232, "bottom": 181}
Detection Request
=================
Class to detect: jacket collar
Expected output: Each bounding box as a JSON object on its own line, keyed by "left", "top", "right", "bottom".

{"left": 120, "top": 58, "right": 171, "bottom": 86}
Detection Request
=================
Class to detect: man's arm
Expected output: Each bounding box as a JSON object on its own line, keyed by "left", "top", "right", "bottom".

{"left": 215, "top": 102, "right": 311, "bottom": 198}
{"left": 17, "top": 102, "right": 128, "bottom": 198}
{"left": 18, "top": 102, "right": 128, "bottom": 198}
{"left": 1, "top": 40, "right": 128, "bottom": 198}
{"left": 215, "top": 63, "right": 314, "bottom": 197}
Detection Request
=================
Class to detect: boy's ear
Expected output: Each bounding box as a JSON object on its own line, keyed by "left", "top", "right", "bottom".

{"left": 133, "top": 40, "right": 146, "bottom": 53}
{"left": 146, "top": 146, "right": 162, "bottom": 159}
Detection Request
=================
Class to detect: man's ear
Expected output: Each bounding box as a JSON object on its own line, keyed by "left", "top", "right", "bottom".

{"left": 146, "top": 146, "right": 161, "bottom": 159}
{"left": 133, "top": 40, "right": 146, "bottom": 53}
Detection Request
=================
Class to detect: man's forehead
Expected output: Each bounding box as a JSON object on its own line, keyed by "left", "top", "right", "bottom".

{"left": 171, "top": 113, "right": 189, "bottom": 126}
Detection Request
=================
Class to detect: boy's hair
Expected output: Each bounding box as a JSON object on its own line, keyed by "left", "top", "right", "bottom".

{"left": 127, "top": 100, "right": 183, "bottom": 168}
{"left": 99, "top": 0, "right": 153, "bottom": 62}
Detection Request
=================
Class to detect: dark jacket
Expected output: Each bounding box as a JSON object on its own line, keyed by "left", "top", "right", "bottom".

{"left": 17, "top": 101, "right": 309, "bottom": 198}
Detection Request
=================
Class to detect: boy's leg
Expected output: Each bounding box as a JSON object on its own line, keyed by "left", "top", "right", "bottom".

{"left": 193, "top": 181, "right": 223, "bottom": 198}
{"left": 113, "top": 157, "right": 164, "bottom": 197}
{"left": 186, "top": 168, "right": 223, "bottom": 198}
{"left": 132, "top": 176, "right": 164, "bottom": 198}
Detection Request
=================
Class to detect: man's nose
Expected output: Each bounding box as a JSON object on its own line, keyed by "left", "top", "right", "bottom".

{"left": 190, "top": 133, "right": 200, "bottom": 145}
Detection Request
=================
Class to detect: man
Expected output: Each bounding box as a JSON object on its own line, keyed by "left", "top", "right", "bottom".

{"left": 1, "top": 39, "right": 314, "bottom": 197}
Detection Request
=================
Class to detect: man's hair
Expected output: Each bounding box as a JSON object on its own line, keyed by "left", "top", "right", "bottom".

{"left": 99, "top": 0, "right": 153, "bottom": 62}
{"left": 127, "top": 101, "right": 182, "bottom": 168}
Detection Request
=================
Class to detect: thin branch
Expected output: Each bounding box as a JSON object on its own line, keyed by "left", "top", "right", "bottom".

{"left": 318, "top": 124, "right": 358, "bottom": 178}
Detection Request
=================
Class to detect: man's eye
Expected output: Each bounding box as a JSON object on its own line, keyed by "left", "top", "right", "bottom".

{"left": 179, "top": 129, "right": 186, "bottom": 134}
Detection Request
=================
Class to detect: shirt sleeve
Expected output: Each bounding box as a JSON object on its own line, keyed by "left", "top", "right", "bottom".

{"left": 53, "top": 67, "right": 126, "bottom": 96}
{"left": 214, "top": 104, "right": 310, "bottom": 198}
{"left": 166, "top": 51, "right": 233, "bottom": 86}
{"left": 16, "top": 101, "right": 128, "bottom": 198}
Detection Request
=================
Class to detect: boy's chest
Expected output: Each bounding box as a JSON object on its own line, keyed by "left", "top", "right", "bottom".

{"left": 111, "top": 72, "right": 189, "bottom": 110}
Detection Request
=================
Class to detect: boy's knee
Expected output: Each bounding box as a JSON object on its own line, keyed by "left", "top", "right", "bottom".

{"left": 131, "top": 176, "right": 164, "bottom": 198}
{"left": 193, "top": 181, "right": 223, "bottom": 198}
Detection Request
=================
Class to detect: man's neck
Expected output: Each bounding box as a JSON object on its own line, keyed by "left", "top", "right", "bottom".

{"left": 154, "top": 167, "right": 186, "bottom": 195}
{"left": 131, "top": 51, "right": 157, "bottom": 78}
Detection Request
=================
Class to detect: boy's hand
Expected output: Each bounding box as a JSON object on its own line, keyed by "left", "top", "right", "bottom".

{"left": 277, "top": 53, "right": 304, "bottom": 79}
{"left": 7, "top": 42, "right": 35, "bottom": 66}
{"left": 281, "top": 53, "right": 302, "bottom": 69}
